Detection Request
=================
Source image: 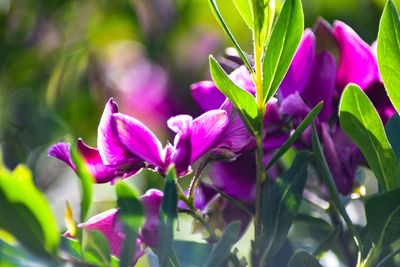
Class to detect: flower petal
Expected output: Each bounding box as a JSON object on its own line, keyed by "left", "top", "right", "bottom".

{"left": 98, "top": 98, "right": 135, "bottom": 166}
{"left": 279, "top": 91, "right": 311, "bottom": 118}
{"left": 229, "top": 65, "right": 255, "bottom": 94}
{"left": 280, "top": 29, "right": 316, "bottom": 98}
{"left": 48, "top": 142, "right": 75, "bottom": 170}
{"left": 333, "top": 21, "right": 379, "bottom": 91}
{"left": 209, "top": 151, "right": 257, "bottom": 203}
{"left": 190, "top": 110, "right": 229, "bottom": 163}
{"left": 302, "top": 51, "right": 336, "bottom": 121}
{"left": 113, "top": 113, "right": 165, "bottom": 168}
{"left": 139, "top": 189, "right": 163, "bottom": 248}
{"left": 191, "top": 81, "right": 226, "bottom": 111}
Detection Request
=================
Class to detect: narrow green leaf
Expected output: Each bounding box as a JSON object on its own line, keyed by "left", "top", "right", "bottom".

{"left": 288, "top": 251, "right": 322, "bottom": 267}
{"left": 0, "top": 165, "right": 59, "bottom": 257}
{"left": 262, "top": 0, "right": 304, "bottom": 102}
{"left": 208, "top": 0, "right": 253, "bottom": 74}
{"left": 365, "top": 187, "right": 400, "bottom": 247}
{"left": 203, "top": 221, "right": 241, "bottom": 267}
{"left": 70, "top": 144, "right": 94, "bottom": 222}
{"left": 265, "top": 101, "right": 323, "bottom": 171}
{"left": 339, "top": 84, "right": 400, "bottom": 191}
{"left": 313, "top": 227, "right": 339, "bottom": 257}
{"left": 157, "top": 167, "right": 179, "bottom": 267}
{"left": 115, "top": 181, "right": 144, "bottom": 267}
{"left": 82, "top": 230, "right": 111, "bottom": 266}
{"left": 377, "top": 0, "right": 400, "bottom": 113}
{"left": 385, "top": 113, "right": 400, "bottom": 160}
{"left": 260, "top": 151, "right": 311, "bottom": 265}
{"left": 233, "top": 0, "right": 253, "bottom": 28}
{"left": 311, "top": 124, "right": 364, "bottom": 262}
{"left": 209, "top": 55, "right": 259, "bottom": 135}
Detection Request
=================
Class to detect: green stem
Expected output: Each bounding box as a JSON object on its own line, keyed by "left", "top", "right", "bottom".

{"left": 188, "top": 158, "right": 209, "bottom": 201}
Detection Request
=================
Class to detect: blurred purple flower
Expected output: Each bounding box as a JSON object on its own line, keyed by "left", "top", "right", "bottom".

{"left": 66, "top": 189, "right": 163, "bottom": 264}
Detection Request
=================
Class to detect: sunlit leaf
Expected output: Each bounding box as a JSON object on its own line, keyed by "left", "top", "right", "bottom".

{"left": 260, "top": 151, "right": 311, "bottom": 265}
{"left": 0, "top": 165, "right": 59, "bottom": 257}
{"left": 209, "top": 55, "right": 260, "bottom": 135}
{"left": 262, "top": 0, "right": 304, "bottom": 103}
{"left": 339, "top": 84, "right": 400, "bottom": 191}
{"left": 377, "top": 0, "right": 400, "bottom": 114}
{"left": 233, "top": 0, "right": 254, "bottom": 28}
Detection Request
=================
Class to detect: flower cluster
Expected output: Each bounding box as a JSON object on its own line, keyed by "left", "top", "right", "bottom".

{"left": 49, "top": 18, "right": 395, "bottom": 264}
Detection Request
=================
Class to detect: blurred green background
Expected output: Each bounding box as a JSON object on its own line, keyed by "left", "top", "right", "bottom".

{"left": 0, "top": 0, "right": 397, "bottom": 222}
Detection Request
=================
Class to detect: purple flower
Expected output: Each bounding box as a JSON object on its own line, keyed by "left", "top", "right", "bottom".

{"left": 277, "top": 19, "right": 395, "bottom": 194}
{"left": 50, "top": 98, "right": 229, "bottom": 180}
{"left": 67, "top": 189, "right": 163, "bottom": 264}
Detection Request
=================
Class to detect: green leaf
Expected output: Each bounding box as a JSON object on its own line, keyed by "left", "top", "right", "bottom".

{"left": 173, "top": 241, "right": 212, "bottom": 266}
{"left": 233, "top": 0, "right": 253, "bottom": 28}
{"left": 252, "top": 0, "right": 275, "bottom": 46}
{"left": 265, "top": 101, "right": 323, "bottom": 171}
{"left": 385, "top": 114, "right": 400, "bottom": 160}
{"left": 262, "top": 0, "right": 304, "bottom": 102}
{"left": 208, "top": 0, "right": 253, "bottom": 74}
{"left": 115, "top": 181, "right": 144, "bottom": 267}
{"left": 311, "top": 123, "right": 364, "bottom": 261}
{"left": 70, "top": 144, "right": 94, "bottom": 222}
{"left": 313, "top": 227, "right": 339, "bottom": 257}
{"left": 0, "top": 165, "right": 59, "bottom": 257}
{"left": 260, "top": 151, "right": 311, "bottom": 265}
{"left": 203, "top": 221, "right": 241, "bottom": 267}
{"left": 339, "top": 84, "right": 400, "bottom": 191}
{"left": 288, "top": 251, "right": 322, "bottom": 267}
{"left": 82, "top": 230, "right": 111, "bottom": 266}
{"left": 365, "top": 187, "right": 400, "bottom": 247}
{"left": 209, "top": 55, "right": 260, "bottom": 135}
{"left": 377, "top": 0, "right": 400, "bottom": 114}
{"left": 157, "top": 167, "right": 179, "bottom": 267}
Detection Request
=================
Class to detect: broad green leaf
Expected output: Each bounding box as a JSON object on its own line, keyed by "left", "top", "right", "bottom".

{"left": 385, "top": 114, "right": 400, "bottom": 160}
{"left": 288, "top": 251, "right": 322, "bottom": 267}
{"left": 233, "top": 0, "right": 254, "bottom": 28}
{"left": 365, "top": 187, "right": 400, "bottom": 247}
{"left": 209, "top": 0, "right": 253, "bottom": 73}
{"left": 82, "top": 230, "right": 111, "bottom": 266}
{"left": 157, "top": 167, "right": 179, "bottom": 267}
{"left": 115, "top": 181, "right": 144, "bottom": 267}
{"left": 311, "top": 124, "right": 364, "bottom": 261}
{"left": 339, "top": 84, "right": 400, "bottom": 191}
{"left": 173, "top": 241, "right": 212, "bottom": 266}
{"left": 260, "top": 151, "right": 311, "bottom": 265}
{"left": 262, "top": 0, "right": 304, "bottom": 102}
{"left": 209, "top": 55, "right": 260, "bottom": 135}
{"left": 70, "top": 144, "right": 94, "bottom": 222}
{"left": 377, "top": 0, "right": 400, "bottom": 114}
{"left": 203, "top": 221, "right": 241, "bottom": 267}
{"left": 0, "top": 165, "right": 59, "bottom": 257}
{"left": 265, "top": 101, "right": 323, "bottom": 171}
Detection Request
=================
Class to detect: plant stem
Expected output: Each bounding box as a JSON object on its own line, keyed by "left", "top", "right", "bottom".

{"left": 188, "top": 157, "right": 209, "bottom": 200}
{"left": 253, "top": 28, "right": 266, "bottom": 265}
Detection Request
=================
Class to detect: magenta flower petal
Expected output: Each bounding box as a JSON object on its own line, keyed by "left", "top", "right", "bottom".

{"left": 191, "top": 81, "right": 226, "bottom": 112}
{"left": 48, "top": 142, "right": 75, "bottom": 170}
{"left": 280, "top": 29, "right": 316, "bottom": 98}
{"left": 113, "top": 113, "right": 165, "bottom": 168}
{"left": 209, "top": 151, "right": 257, "bottom": 203}
{"left": 98, "top": 98, "right": 134, "bottom": 166}
{"left": 229, "top": 66, "right": 255, "bottom": 94}
{"left": 302, "top": 51, "right": 336, "bottom": 121}
{"left": 77, "top": 139, "right": 140, "bottom": 183}
{"left": 139, "top": 189, "right": 163, "bottom": 248}
{"left": 190, "top": 110, "right": 229, "bottom": 163}
{"left": 333, "top": 21, "right": 379, "bottom": 91}
{"left": 279, "top": 91, "right": 312, "bottom": 118}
